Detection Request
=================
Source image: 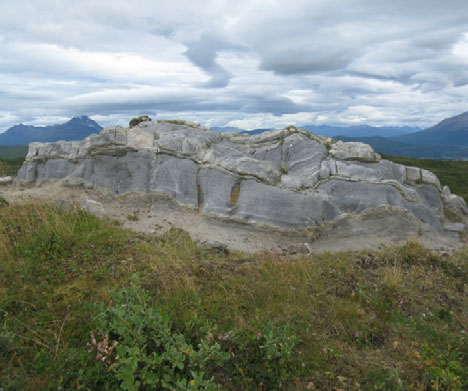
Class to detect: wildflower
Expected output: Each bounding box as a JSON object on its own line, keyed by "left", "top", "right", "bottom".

{"left": 217, "top": 332, "right": 231, "bottom": 341}
{"left": 87, "top": 332, "right": 119, "bottom": 364}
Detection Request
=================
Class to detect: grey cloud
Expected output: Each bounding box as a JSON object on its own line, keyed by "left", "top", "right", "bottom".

{"left": 239, "top": 95, "right": 311, "bottom": 115}
{"left": 63, "top": 87, "right": 308, "bottom": 117}
{"left": 1, "top": 0, "right": 468, "bottom": 131}
{"left": 236, "top": 0, "right": 468, "bottom": 82}
{"left": 245, "top": 24, "right": 365, "bottom": 76}
{"left": 184, "top": 34, "right": 244, "bottom": 88}
{"left": 259, "top": 44, "right": 358, "bottom": 75}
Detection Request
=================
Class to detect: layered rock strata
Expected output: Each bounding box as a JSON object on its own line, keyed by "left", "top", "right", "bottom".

{"left": 15, "top": 120, "right": 468, "bottom": 249}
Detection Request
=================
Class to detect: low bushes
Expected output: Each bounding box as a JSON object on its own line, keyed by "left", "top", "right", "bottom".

{"left": 79, "top": 277, "right": 300, "bottom": 390}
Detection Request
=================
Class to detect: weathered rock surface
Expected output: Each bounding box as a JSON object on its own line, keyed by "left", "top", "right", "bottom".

{"left": 14, "top": 120, "right": 468, "bottom": 252}
{"left": 80, "top": 199, "right": 105, "bottom": 216}
{"left": 0, "top": 176, "right": 13, "bottom": 186}
{"left": 329, "top": 141, "right": 381, "bottom": 162}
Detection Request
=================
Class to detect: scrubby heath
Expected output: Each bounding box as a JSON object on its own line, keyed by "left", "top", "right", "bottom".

{"left": 0, "top": 145, "right": 27, "bottom": 177}
{"left": 0, "top": 158, "right": 25, "bottom": 178}
{"left": 0, "top": 202, "right": 467, "bottom": 390}
{"left": 0, "top": 145, "right": 28, "bottom": 160}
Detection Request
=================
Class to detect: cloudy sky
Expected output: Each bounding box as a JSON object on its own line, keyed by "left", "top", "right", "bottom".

{"left": 1, "top": 0, "right": 468, "bottom": 131}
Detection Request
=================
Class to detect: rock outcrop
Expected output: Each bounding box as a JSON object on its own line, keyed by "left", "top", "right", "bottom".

{"left": 15, "top": 120, "right": 468, "bottom": 252}
{"left": 0, "top": 176, "right": 13, "bottom": 186}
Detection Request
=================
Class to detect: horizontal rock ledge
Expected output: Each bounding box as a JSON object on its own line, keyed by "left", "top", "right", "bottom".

{"left": 14, "top": 120, "right": 468, "bottom": 248}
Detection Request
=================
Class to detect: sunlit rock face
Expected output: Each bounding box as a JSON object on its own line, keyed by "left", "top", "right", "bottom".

{"left": 16, "top": 120, "right": 468, "bottom": 242}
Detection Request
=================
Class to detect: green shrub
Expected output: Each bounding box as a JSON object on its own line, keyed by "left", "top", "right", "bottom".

{"left": 81, "top": 277, "right": 229, "bottom": 390}
{"left": 79, "top": 277, "right": 301, "bottom": 391}
{"left": 219, "top": 322, "right": 300, "bottom": 391}
{"left": 129, "top": 116, "right": 152, "bottom": 128}
{"left": 420, "top": 344, "right": 467, "bottom": 390}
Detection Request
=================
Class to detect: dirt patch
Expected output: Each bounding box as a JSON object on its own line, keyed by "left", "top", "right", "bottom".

{"left": 1, "top": 181, "right": 466, "bottom": 254}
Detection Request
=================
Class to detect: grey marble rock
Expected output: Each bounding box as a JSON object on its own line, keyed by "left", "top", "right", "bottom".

{"left": 14, "top": 120, "right": 467, "bottom": 242}
{"left": 198, "top": 168, "right": 240, "bottom": 217}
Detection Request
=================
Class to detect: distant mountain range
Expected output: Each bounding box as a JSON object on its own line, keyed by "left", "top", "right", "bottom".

{"left": 212, "top": 125, "right": 420, "bottom": 138}
{"left": 210, "top": 126, "right": 277, "bottom": 135}
{"left": 336, "top": 111, "right": 468, "bottom": 160}
{"left": 239, "top": 128, "right": 274, "bottom": 135}
{"left": 213, "top": 111, "right": 468, "bottom": 160}
{"left": 210, "top": 126, "right": 244, "bottom": 133}
{"left": 1, "top": 111, "right": 467, "bottom": 160}
{"left": 301, "top": 124, "right": 421, "bottom": 138}
{"left": 334, "top": 136, "right": 468, "bottom": 160}
{"left": 390, "top": 111, "right": 468, "bottom": 146}
{"left": 0, "top": 116, "right": 102, "bottom": 145}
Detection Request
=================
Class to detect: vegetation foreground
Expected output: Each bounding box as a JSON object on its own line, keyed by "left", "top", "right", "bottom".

{"left": 0, "top": 201, "right": 467, "bottom": 390}
{"left": 0, "top": 157, "right": 24, "bottom": 178}
{"left": 1, "top": 150, "right": 468, "bottom": 390}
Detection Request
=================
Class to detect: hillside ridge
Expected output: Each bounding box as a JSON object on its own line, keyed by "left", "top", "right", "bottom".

{"left": 391, "top": 111, "right": 468, "bottom": 146}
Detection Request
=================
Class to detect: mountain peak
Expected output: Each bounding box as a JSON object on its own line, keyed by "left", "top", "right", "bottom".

{"left": 391, "top": 110, "right": 468, "bottom": 146}
{"left": 66, "top": 115, "right": 101, "bottom": 127}
{"left": 452, "top": 110, "right": 468, "bottom": 119}
{"left": 430, "top": 111, "right": 468, "bottom": 132}
{"left": 0, "top": 116, "right": 103, "bottom": 145}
